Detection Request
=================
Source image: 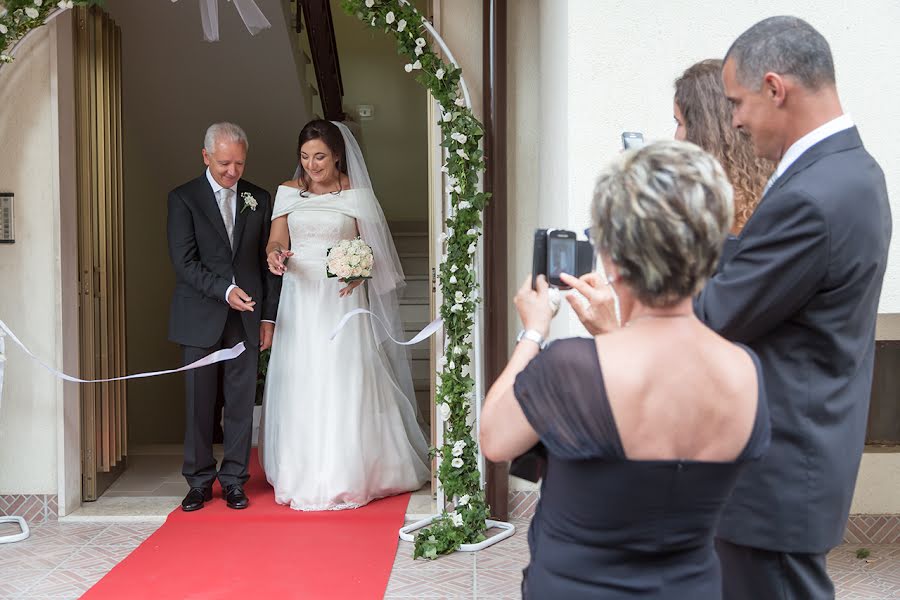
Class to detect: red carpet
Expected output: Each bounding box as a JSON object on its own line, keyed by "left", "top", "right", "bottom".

{"left": 82, "top": 450, "right": 408, "bottom": 600}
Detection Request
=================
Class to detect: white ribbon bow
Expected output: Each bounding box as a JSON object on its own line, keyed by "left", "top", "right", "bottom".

{"left": 173, "top": 0, "right": 272, "bottom": 42}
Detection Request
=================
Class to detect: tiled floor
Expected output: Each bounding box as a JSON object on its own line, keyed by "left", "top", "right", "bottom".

{"left": 0, "top": 520, "right": 160, "bottom": 599}
{"left": 2, "top": 518, "right": 899, "bottom": 599}
{"left": 3, "top": 456, "right": 898, "bottom": 598}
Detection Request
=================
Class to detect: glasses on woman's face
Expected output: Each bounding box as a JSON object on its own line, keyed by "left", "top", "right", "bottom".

{"left": 584, "top": 227, "right": 595, "bottom": 247}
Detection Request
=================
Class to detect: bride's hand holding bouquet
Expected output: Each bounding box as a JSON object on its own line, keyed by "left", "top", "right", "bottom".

{"left": 326, "top": 237, "right": 373, "bottom": 297}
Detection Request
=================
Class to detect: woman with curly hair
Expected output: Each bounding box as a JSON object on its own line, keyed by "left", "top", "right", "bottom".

{"left": 674, "top": 59, "right": 773, "bottom": 234}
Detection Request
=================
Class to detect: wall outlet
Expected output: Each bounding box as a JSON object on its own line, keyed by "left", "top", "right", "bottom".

{"left": 357, "top": 104, "right": 374, "bottom": 120}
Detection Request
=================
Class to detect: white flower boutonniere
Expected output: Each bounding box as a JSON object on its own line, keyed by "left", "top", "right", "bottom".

{"left": 240, "top": 192, "right": 258, "bottom": 213}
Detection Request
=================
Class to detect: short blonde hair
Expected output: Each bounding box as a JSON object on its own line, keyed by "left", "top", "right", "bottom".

{"left": 590, "top": 140, "right": 733, "bottom": 308}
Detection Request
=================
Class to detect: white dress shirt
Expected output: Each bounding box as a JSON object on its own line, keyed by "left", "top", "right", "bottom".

{"left": 205, "top": 169, "right": 274, "bottom": 325}
{"left": 773, "top": 113, "right": 855, "bottom": 179}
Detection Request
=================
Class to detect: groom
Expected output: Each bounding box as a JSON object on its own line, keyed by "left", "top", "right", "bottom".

{"left": 167, "top": 122, "right": 280, "bottom": 511}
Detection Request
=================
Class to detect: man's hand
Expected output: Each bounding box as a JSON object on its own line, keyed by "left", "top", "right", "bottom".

{"left": 259, "top": 322, "right": 275, "bottom": 351}
{"left": 559, "top": 272, "right": 620, "bottom": 335}
{"left": 227, "top": 286, "right": 256, "bottom": 312}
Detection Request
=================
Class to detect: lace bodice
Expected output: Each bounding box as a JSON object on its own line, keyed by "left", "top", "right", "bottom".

{"left": 272, "top": 186, "right": 360, "bottom": 280}
{"left": 288, "top": 210, "right": 358, "bottom": 259}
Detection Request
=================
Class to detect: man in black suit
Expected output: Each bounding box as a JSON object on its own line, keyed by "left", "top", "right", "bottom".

{"left": 695, "top": 17, "right": 891, "bottom": 599}
{"left": 167, "top": 122, "right": 280, "bottom": 512}
{"left": 564, "top": 16, "right": 891, "bottom": 600}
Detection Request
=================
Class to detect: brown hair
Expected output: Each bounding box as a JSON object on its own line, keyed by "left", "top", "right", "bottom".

{"left": 675, "top": 59, "right": 773, "bottom": 232}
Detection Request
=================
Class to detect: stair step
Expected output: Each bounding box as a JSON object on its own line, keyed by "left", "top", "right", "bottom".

{"left": 400, "top": 255, "right": 429, "bottom": 276}
{"left": 389, "top": 221, "right": 428, "bottom": 234}
{"left": 411, "top": 357, "right": 429, "bottom": 380}
{"left": 400, "top": 303, "right": 429, "bottom": 323}
{"left": 393, "top": 234, "right": 429, "bottom": 255}
{"left": 402, "top": 278, "right": 429, "bottom": 299}
{"left": 399, "top": 295, "right": 429, "bottom": 306}
{"left": 400, "top": 334, "right": 431, "bottom": 353}
{"left": 410, "top": 347, "right": 429, "bottom": 361}
{"left": 415, "top": 389, "right": 431, "bottom": 421}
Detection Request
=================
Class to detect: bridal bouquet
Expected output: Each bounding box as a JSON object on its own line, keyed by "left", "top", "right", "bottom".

{"left": 326, "top": 237, "right": 374, "bottom": 282}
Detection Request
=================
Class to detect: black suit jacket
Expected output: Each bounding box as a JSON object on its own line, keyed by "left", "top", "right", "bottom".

{"left": 167, "top": 174, "right": 280, "bottom": 348}
{"left": 695, "top": 127, "right": 891, "bottom": 553}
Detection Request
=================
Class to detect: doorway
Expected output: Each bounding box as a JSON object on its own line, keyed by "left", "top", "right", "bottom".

{"left": 72, "top": 0, "right": 437, "bottom": 514}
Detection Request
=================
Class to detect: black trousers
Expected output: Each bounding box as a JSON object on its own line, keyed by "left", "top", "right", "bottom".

{"left": 182, "top": 310, "right": 258, "bottom": 489}
{"left": 716, "top": 538, "right": 834, "bottom": 600}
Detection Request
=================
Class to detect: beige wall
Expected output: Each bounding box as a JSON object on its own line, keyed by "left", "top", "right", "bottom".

{"left": 506, "top": 1, "right": 540, "bottom": 347}
{"left": 103, "top": 0, "right": 309, "bottom": 444}
{"left": 0, "top": 24, "right": 69, "bottom": 494}
{"left": 332, "top": 0, "right": 428, "bottom": 223}
{"left": 505, "top": 0, "right": 900, "bottom": 507}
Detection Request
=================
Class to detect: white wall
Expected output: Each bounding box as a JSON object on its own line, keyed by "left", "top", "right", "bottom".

{"left": 103, "top": 0, "right": 309, "bottom": 444}
{"left": 558, "top": 1, "right": 900, "bottom": 332}
{"left": 0, "top": 24, "right": 69, "bottom": 495}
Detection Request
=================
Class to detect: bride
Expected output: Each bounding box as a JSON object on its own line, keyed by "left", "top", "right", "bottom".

{"left": 259, "top": 119, "right": 431, "bottom": 510}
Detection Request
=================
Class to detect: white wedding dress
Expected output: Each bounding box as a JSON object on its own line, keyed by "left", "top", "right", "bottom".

{"left": 259, "top": 186, "right": 431, "bottom": 511}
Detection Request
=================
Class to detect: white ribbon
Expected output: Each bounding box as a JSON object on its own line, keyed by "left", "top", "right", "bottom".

{"left": 177, "top": 0, "right": 272, "bottom": 42}
{"left": 0, "top": 319, "right": 244, "bottom": 384}
{"left": 330, "top": 309, "right": 443, "bottom": 346}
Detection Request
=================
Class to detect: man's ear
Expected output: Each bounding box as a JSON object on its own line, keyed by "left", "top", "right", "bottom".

{"left": 763, "top": 71, "right": 788, "bottom": 107}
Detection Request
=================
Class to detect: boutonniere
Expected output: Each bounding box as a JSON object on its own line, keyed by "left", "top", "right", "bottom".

{"left": 240, "top": 192, "right": 258, "bottom": 213}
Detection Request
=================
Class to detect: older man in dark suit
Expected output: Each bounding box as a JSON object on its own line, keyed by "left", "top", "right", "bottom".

{"left": 565, "top": 16, "right": 891, "bottom": 600}
{"left": 167, "top": 122, "right": 280, "bottom": 512}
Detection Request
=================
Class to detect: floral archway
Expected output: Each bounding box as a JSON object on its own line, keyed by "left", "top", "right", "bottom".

{"left": 340, "top": 0, "right": 496, "bottom": 559}
{"left": 1, "top": 0, "right": 497, "bottom": 559}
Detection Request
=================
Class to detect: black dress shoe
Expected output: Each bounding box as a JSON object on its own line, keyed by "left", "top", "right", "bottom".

{"left": 181, "top": 487, "right": 212, "bottom": 512}
{"left": 223, "top": 484, "right": 249, "bottom": 510}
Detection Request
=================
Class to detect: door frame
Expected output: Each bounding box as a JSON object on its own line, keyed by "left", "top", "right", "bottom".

{"left": 482, "top": 0, "right": 509, "bottom": 521}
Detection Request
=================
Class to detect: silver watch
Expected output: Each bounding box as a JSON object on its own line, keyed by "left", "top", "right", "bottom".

{"left": 516, "top": 329, "right": 547, "bottom": 350}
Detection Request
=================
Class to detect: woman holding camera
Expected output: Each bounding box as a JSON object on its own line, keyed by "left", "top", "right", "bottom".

{"left": 481, "top": 141, "right": 770, "bottom": 599}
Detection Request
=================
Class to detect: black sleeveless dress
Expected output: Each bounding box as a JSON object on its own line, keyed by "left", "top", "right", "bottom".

{"left": 513, "top": 337, "right": 771, "bottom": 599}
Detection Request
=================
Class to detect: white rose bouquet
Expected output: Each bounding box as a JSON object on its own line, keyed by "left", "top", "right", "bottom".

{"left": 325, "top": 237, "right": 374, "bottom": 282}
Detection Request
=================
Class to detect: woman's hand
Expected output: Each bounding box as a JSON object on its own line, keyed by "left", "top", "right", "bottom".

{"left": 560, "top": 272, "right": 620, "bottom": 335}
{"left": 339, "top": 279, "right": 365, "bottom": 298}
{"left": 514, "top": 275, "right": 554, "bottom": 338}
{"left": 267, "top": 248, "right": 293, "bottom": 276}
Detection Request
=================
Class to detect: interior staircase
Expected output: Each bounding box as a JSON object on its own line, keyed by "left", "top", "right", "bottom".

{"left": 392, "top": 222, "right": 432, "bottom": 425}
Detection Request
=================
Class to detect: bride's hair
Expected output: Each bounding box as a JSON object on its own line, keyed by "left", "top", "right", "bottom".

{"left": 296, "top": 120, "right": 348, "bottom": 190}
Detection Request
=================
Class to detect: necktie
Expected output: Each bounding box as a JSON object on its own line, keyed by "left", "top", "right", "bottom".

{"left": 218, "top": 188, "right": 234, "bottom": 247}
